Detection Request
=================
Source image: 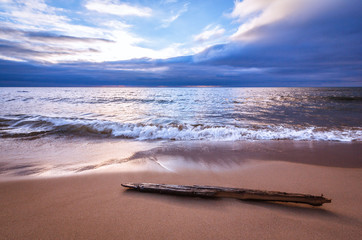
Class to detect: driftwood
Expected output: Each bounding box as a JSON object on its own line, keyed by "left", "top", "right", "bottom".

{"left": 122, "top": 183, "right": 331, "bottom": 206}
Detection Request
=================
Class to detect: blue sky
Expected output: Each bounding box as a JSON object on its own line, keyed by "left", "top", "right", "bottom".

{"left": 0, "top": 0, "right": 361, "bottom": 86}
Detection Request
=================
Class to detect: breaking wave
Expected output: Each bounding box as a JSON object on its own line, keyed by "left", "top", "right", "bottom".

{"left": 0, "top": 115, "right": 361, "bottom": 142}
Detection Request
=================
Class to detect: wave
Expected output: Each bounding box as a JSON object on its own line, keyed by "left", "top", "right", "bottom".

{"left": 0, "top": 115, "right": 361, "bottom": 142}
{"left": 36, "top": 97, "right": 174, "bottom": 105}
{"left": 327, "top": 96, "right": 362, "bottom": 102}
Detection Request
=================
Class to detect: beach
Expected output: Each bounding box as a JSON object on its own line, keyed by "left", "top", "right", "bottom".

{"left": 0, "top": 140, "right": 361, "bottom": 239}
{"left": 0, "top": 87, "right": 361, "bottom": 239}
{"left": 0, "top": 0, "right": 361, "bottom": 236}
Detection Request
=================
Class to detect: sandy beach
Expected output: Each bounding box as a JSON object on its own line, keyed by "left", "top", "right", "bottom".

{"left": 0, "top": 141, "right": 361, "bottom": 239}
{"left": 0, "top": 0, "right": 361, "bottom": 236}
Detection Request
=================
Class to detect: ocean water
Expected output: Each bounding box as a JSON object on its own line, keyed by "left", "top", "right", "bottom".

{"left": 0, "top": 87, "right": 361, "bottom": 177}
{"left": 1, "top": 87, "right": 361, "bottom": 142}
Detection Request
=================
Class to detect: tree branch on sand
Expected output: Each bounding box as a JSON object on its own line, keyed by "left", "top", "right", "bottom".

{"left": 122, "top": 183, "right": 331, "bottom": 206}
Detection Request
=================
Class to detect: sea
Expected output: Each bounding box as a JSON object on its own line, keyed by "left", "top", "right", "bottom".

{"left": 0, "top": 87, "right": 361, "bottom": 177}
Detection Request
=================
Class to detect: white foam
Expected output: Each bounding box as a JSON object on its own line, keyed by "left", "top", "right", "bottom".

{"left": 4, "top": 116, "right": 362, "bottom": 142}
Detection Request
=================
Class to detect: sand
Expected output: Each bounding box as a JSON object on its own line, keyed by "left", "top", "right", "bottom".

{"left": 0, "top": 159, "right": 361, "bottom": 240}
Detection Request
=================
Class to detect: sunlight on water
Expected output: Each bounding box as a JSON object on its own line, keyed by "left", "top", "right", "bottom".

{"left": 0, "top": 87, "right": 361, "bottom": 141}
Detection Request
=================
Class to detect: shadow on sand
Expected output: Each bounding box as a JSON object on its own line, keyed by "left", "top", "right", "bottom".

{"left": 122, "top": 188, "right": 362, "bottom": 226}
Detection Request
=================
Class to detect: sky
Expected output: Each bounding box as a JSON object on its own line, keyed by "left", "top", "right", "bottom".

{"left": 0, "top": 0, "right": 361, "bottom": 87}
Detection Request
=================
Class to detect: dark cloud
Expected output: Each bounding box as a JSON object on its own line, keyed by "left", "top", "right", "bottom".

{"left": 0, "top": 27, "right": 113, "bottom": 43}
{"left": 0, "top": 27, "right": 111, "bottom": 62}
{"left": 0, "top": 39, "right": 100, "bottom": 63}
{"left": 1, "top": 58, "right": 358, "bottom": 87}
{"left": 0, "top": 0, "right": 361, "bottom": 86}
{"left": 25, "top": 31, "right": 114, "bottom": 43}
{"left": 181, "top": 0, "right": 362, "bottom": 86}
{"left": 0, "top": 40, "right": 40, "bottom": 55}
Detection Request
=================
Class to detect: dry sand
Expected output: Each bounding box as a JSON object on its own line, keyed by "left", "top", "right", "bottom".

{"left": 0, "top": 160, "right": 361, "bottom": 240}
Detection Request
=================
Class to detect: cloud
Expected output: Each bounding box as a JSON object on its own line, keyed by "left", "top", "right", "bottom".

{"left": 0, "top": 55, "right": 26, "bottom": 62}
{"left": 2, "top": 0, "right": 69, "bottom": 28}
{"left": 0, "top": 0, "right": 190, "bottom": 63}
{"left": 106, "top": 66, "right": 170, "bottom": 73}
{"left": 230, "top": 0, "right": 303, "bottom": 41}
{"left": 194, "top": 24, "right": 225, "bottom": 43}
{"left": 160, "top": 3, "right": 188, "bottom": 28}
{"left": 85, "top": 0, "right": 152, "bottom": 17}
{"left": 3, "top": 57, "right": 359, "bottom": 87}
{"left": 100, "top": 20, "right": 132, "bottom": 30}
{"left": 162, "top": 0, "right": 178, "bottom": 4}
{"left": 188, "top": 24, "right": 227, "bottom": 56}
{"left": 229, "top": 0, "right": 345, "bottom": 42}
{"left": 199, "top": 0, "right": 362, "bottom": 63}
{"left": 0, "top": 0, "right": 360, "bottom": 86}
{"left": 27, "top": 34, "right": 113, "bottom": 43}
{"left": 0, "top": 0, "right": 216, "bottom": 63}
{"left": 192, "top": 0, "right": 362, "bottom": 85}
{"left": 0, "top": 0, "right": 103, "bottom": 39}
{"left": 0, "top": 26, "right": 115, "bottom": 63}
{"left": 0, "top": 35, "right": 108, "bottom": 64}
{"left": 0, "top": 28, "right": 114, "bottom": 44}
{"left": 0, "top": 25, "right": 190, "bottom": 63}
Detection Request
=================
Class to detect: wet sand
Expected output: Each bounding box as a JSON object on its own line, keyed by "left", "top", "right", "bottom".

{"left": 1, "top": 139, "right": 361, "bottom": 177}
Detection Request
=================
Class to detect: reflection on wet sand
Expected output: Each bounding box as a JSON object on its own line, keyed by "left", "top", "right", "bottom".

{"left": 1, "top": 138, "right": 360, "bottom": 178}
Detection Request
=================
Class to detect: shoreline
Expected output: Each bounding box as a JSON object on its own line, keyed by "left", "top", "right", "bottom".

{"left": 0, "top": 139, "right": 361, "bottom": 180}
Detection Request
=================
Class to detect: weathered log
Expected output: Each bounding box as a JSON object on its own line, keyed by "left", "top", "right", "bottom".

{"left": 121, "top": 183, "right": 331, "bottom": 206}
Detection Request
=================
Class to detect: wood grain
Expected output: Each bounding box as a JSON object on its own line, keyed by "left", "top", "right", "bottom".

{"left": 122, "top": 183, "right": 331, "bottom": 206}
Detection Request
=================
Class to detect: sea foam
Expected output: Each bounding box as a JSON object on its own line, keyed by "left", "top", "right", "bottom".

{"left": 1, "top": 115, "right": 361, "bottom": 142}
